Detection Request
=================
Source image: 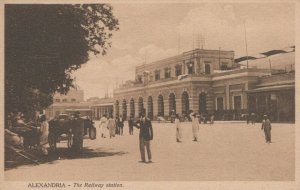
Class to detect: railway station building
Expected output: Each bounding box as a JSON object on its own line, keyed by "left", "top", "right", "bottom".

{"left": 113, "top": 48, "right": 295, "bottom": 122}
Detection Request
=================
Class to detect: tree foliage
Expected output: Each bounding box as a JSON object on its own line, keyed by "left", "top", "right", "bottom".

{"left": 5, "top": 4, "right": 119, "bottom": 118}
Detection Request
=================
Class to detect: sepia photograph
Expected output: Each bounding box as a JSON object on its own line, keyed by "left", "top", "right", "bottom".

{"left": 1, "top": 1, "right": 299, "bottom": 190}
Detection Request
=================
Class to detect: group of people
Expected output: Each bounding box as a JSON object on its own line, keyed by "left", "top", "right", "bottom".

{"left": 99, "top": 114, "right": 136, "bottom": 138}
{"left": 5, "top": 112, "right": 49, "bottom": 155}
{"left": 174, "top": 111, "right": 202, "bottom": 143}
{"left": 175, "top": 111, "right": 272, "bottom": 144}
{"left": 98, "top": 110, "right": 153, "bottom": 163}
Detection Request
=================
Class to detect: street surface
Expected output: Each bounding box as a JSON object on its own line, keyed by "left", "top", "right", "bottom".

{"left": 5, "top": 121, "right": 295, "bottom": 181}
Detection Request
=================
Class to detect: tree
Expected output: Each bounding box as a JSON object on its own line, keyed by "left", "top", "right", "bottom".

{"left": 5, "top": 4, "right": 119, "bottom": 120}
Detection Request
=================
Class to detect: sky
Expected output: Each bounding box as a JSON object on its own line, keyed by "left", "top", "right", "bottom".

{"left": 72, "top": 3, "right": 295, "bottom": 100}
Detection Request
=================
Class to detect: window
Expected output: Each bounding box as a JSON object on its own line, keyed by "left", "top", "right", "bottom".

{"left": 71, "top": 98, "right": 76, "bottom": 102}
{"left": 55, "top": 99, "right": 61, "bottom": 102}
{"left": 221, "top": 62, "right": 228, "bottom": 70}
{"left": 175, "top": 64, "right": 182, "bottom": 76}
{"left": 216, "top": 97, "right": 224, "bottom": 110}
{"left": 234, "top": 96, "right": 242, "bottom": 110}
{"left": 155, "top": 70, "right": 160, "bottom": 81}
{"left": 164, "top": 67, "right": 171, "bottom": 79}
{"left": 137, "top": 75, "right": 142, "bottom": 83}
{"left": 187, "top": 62, "right": 194, "bottom": 74}
{"left": 205, "top": 64, "right": 211, "bottom": 74}
{"left": 62, "top": 99, "right": 67, "bottom": 102}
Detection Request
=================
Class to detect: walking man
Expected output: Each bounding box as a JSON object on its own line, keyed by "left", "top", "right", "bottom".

{"left": 261, "top": 115, "right": 272, "bottom": 143}
{"left": 107, "top": 115, "right": 116, "bottom": 138}
{"left": 72, "top": 111, "right": 84, "bottom": 151}
{"left": 118, "top": 115, "right": 124, "bottom": 136}
{"left": 99, "top": 114, "right": 108, "bottom": 138}
{"left": 128, "top": 115, "right": 134, "bottom": 135}
{"left": 190, "top": 111, "right": 200, "bottom": 142}
{"left": 134, "top": 109, "right": 153, "bottom": 163}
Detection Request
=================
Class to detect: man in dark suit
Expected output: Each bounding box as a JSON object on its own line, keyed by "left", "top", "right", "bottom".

{"left": 72, "top": 111, "right": 84, "bottom": 152}
{"left": 134, "top": 109, "right": 153, "bottom": 163}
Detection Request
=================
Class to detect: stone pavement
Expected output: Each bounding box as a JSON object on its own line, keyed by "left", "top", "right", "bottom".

{"left": 5, "top": 122, "right": 295, "bottom": 181}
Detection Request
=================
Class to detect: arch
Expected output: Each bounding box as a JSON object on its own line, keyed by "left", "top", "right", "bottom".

{"left": 130, "top": 98, "right": 135, "bottom": 118}
{"left": 147, "top": 96, "right": 153, "bottom": 120}
{"left": 138, "top": 97, "right": 144, "bottom": 117}
{"left": 169, "top": 93, "right": 176, "bottom": 115}
{"left": 115, "top": 100, "right": 120, "bottom": 117}
{"left": 158, "top": 94, "right": 164, "bottom": 117}
{"left": 122, "top": 99, "right": 127, "bottom": 119}
{"left": 199, "top": 92, "right": 207, "bottom": 114}
{"left": 181, "top": 91, "right": 189, "bottom": 115}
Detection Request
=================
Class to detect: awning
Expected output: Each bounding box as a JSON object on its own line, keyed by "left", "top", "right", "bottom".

{"left": 246, "top": 84, "right": 294, "bottom": 93}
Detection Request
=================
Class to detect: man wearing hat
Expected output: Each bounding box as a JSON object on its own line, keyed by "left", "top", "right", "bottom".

{"left": 261, "top": 115, "right": 272, "bottom": 143}
{"left": 72, "top": 111, "right": 84, "bottom": 151}
{"left": 134, "top": 108, "right": 153, "bottom": 163}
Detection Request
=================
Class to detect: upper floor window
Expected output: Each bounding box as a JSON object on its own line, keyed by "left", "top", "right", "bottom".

{"left": 55, "top": 99, "right": 61, "bottom": 102}
{"left": 62, "top": 99, "right": 67, "bottom": 102}
{"left": 175, "top": 64, "right": 182, "bottom": 76}
{"left": 137, "top": 75, "right": 142, "bottom": 83}
{"left": 205, "top": 64, "right": 211, "bottom": 74}
{"left": 164, "top": 67, "right": 171, "bottom": 79}
{"left": 71, "top": 98, "right": 76, "bottom": 102}
{"left": 155, "top": 70, "right": 160, "bottom": 81}
{"left": 187, "top": 62, "right": 194, "bottom": 74}
{"left": 221, "top": 62, "right": 228, "bottom": 70}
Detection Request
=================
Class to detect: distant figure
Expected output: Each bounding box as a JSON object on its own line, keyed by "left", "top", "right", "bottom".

{"left": 246, "top": 113, "right": 250, "bottom": 124}
{"left": 261, "top": 115, "right": 272, "bottom": 143}
{"left": 107, "top": 115, "right": 116, "bottom": 138}
{"left": 210, "top": 114, "right": 215, "bottom": 125}
{"left": 118, "top": 115, "right": 124, "bottom": 136}
{"left": 99, "top": 114, "right": 108, "bottom": 138}
{"left": 175, "top": 114, "right": 182, "bottom": 142}
{"left": 38, "top": 114, "right": 49, "bottom": 155}
{"left": 190, "top": 112, "right": 200, "bottom": 142}
{"left": 134, "top": 109, "right": 153, "bottom": 163}
{"left": 72, "top": 111, "right": 84, "bottom": 151}
{"left": 251, "top": 113, "right": 256, "bottom": 125}
{"left": 128, "top": 115, "right": 134, "bottom": 135}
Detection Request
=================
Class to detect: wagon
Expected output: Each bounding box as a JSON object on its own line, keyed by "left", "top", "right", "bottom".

{"left": 48, "top": 114, "right": 96, "bottom": 151}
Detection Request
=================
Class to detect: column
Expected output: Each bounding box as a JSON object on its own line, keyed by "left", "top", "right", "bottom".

{"left": 164, "top": 99, "right": 169, "bottom": 116}
{"left": 225, "top": 84, "right": 230, "bottom": 110}
{"left": 189, "top": 88, "right": 198, "bottom": 113}
{"left": 206, "top": 92, "right": 215, "bottom": 113}
{"left": 153, "top": 97, "right": 158, "bottom": 118}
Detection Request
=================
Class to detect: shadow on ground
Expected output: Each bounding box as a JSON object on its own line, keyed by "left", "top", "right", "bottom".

{"left": 5, "top": 147, "right": 128, "bottom": 171}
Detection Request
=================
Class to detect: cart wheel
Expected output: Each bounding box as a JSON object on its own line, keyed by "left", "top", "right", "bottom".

{"left": 48, "top": 133, "right": 56, "bottom": 151}
{"left": 67, "top": 132, "right": 73, "bottom": 148}
{"left": 89, "top": 127, "right": 96, "bottom": 140}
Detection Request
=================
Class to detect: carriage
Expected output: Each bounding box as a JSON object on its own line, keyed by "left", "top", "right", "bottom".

{"left": 48, "top": 114, "right": 96, "bottom": 151}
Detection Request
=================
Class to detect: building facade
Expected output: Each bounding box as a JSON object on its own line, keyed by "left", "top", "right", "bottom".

{"left": 113, "top": 48, "right": 295, "bottom": 122}
{"left": 45, "top": 89, "right": 93, "bottom": 118}
{"left": 90, "top": 97, "right": 114, "bottom": 120}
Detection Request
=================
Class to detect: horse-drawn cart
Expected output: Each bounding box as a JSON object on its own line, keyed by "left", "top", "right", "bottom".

{"left": 48, "top": 114, "right": 96, "bottom": 151}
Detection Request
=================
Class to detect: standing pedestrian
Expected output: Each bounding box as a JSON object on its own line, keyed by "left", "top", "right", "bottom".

{"left": 72, "top": 111, "right": 84, "bottom": 151}
{"left": 38, "top": 114, "right": 49, "bottom": 155}
{"left": 128, "top": 115, "right": 134, "bottom": 135}
{"left": 261, "top": 115, "right": 272, "bottom": 143}
{"left": 99, "top": 114, "right": 108, "bottom": 138}
{"left": 251, "top": 113, "right": 256, "bottom": 125}
{"left": 210, "top": 114, "right": 215, "bottom": 125}
{"left": 107, "top": 115, "right": 116, "bottom": 138}
{"left": 190, "top": 112, "right": 200, "bottom": 142}
{"left": 175, "top": 114, "right": 182, "bottom": 142}
{"left": 118, "top": 115, "right": 124, "bottom": 136}
{"left": 134, "top": 109, "right": 153, "bottom": 163}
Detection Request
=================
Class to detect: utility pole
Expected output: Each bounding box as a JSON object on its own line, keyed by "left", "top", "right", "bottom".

{"left": 244, "top": 21, "right": 249, "bottom": 69}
